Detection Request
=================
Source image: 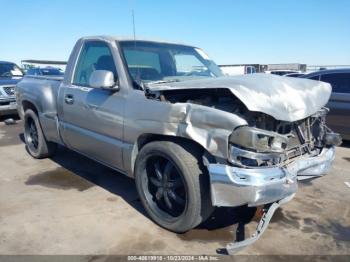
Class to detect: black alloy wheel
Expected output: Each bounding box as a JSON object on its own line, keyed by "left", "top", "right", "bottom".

{"left": 143, "top": 155, "right": 187, "bottom": 220}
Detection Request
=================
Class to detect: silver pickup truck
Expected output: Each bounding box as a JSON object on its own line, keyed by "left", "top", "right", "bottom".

{"left": 16, "top": 36, "right": 341, "bottom": 253}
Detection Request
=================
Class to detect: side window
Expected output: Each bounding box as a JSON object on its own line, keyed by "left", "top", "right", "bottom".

{"left": 320, "top": 73, "right": 350, "bottom": 93}
{"left": 73, "top": 41, "right": 117, "bottom": 86}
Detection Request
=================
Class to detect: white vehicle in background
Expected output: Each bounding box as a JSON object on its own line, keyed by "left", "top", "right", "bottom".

{"left": 220, "top": 65, "right": 256, "bottom": 76}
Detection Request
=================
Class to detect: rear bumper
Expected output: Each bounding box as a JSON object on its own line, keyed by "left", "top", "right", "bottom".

{"left": 208, "top": 147, "right": 335, "bottom": 207}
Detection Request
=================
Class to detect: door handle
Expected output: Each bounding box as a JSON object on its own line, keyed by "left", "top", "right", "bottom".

{"left": 84, "top": 103, "right": 98, "bottom": 110}
{"left": 64, "top": 94, "right": 74, "bottom": 105}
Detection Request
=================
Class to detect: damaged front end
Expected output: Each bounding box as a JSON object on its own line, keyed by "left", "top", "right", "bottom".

{"left": 209, "top": 108, "right": 341, "bottom": 208}
{"left": 146, "top": 83, "right": 341, "bottom": 208}
{"left": 208, "top": 109, "right": 340, "bottom": 254}
{"left": 146, "top": 74, "right": 341, "bottom": 252}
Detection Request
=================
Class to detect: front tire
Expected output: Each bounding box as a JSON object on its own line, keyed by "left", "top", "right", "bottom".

{"left": 24, "top": 109, "right": 57, "bottom": 158}
{"left": 135, "top": 140, "right": 214, "bottom": 233}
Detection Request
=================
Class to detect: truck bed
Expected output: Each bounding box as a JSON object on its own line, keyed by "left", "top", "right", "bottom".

{"left": 16, "top": 75, "right": 63, "bottom": 143}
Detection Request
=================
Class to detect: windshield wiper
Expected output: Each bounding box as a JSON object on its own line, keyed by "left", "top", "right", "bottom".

{"left": 146, "top": 79, "right": 179, "bottom": 86}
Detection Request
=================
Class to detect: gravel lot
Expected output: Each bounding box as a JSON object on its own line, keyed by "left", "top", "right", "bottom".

{"left": 0, "top": 116, "right": 349, "bottom": 255}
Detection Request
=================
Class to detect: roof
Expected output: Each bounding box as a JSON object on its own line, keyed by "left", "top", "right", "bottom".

{"left": 79, "top": 35, "right": 196, "bottom": 48}
{"left": 0, "top": 61, "right": 17, "bottom": 64}
{"left": 303, "top": 68, "right": 350, "bottom": 78}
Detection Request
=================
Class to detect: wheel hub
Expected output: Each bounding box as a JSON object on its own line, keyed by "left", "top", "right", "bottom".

{"left": 146, "top": 157, "right": 186, "bottom": 217}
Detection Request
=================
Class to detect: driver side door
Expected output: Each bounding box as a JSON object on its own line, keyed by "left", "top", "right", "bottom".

{"left": 60, "top": 41, "right": 125, "bottom": 171}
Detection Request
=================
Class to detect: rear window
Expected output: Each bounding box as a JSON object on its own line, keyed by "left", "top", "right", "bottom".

{"left": 320, "top": 73, "right": 350, "bottom": 93}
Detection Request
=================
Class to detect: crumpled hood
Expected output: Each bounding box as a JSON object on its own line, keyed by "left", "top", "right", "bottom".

{"left": 148, "top": 73, "right": 332, "bottom": 122}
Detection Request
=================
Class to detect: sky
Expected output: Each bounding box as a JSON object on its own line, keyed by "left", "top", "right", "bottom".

{"left": 1, "top": 0, "right": 349, "bottom": 66}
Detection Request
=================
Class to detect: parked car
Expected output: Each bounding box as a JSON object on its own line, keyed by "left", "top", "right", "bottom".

{"left": 302, "top": 68, "right": 350, "bottom": 140}
{"left": 265, "top": 70, "right": 300, "bottom": 76}
{"left": 16, "top": 36, "right": 341, "bottom": 253}
{"left": 0, "top": 61, "right": 23, "bottom": 116}
{"left": 26, "top": 67, "right": 64, "bottom": 76}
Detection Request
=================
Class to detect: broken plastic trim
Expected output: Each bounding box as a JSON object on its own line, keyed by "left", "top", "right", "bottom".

{"left": 224, "top": 193, "right": 295, "bottom": 254}
{"left": 229, "top": 126, "right": 289, "bottom": 154}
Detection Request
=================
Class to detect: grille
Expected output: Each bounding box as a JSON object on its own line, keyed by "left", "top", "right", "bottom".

{"left": 3, "top": 86, "right": 15, "bottom": 96}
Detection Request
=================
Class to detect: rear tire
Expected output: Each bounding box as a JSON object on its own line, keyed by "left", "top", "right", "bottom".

{"left": 24, "top": 109, "right": 57, "bottom": 158}
{"left": 135, "top": 140, "right": 214, "bottom": 233}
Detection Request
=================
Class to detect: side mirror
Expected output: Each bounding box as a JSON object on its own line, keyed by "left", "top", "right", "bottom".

{"left": 89, "top": 70, "right": 119, "bottom": 90}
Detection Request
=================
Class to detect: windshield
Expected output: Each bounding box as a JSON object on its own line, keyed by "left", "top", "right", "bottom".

{"left": 119, "top": 41, "right": 222, "bottom": 84}
{"left": 0, "top": 63, "right": 23, "bottom": 77}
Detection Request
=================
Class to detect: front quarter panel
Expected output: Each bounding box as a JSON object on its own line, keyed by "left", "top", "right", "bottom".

{"left": 123, "top": 89, "right": 248, "bottom": 176}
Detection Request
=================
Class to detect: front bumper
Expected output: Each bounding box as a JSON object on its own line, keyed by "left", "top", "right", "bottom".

{"left": 208, "top": 147, "right": 335, "bottom": 207}
{"left": 0, "top": 99, "right": 17, "bottom": 116}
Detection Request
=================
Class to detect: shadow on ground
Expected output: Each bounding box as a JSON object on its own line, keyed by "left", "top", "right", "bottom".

{"left": 2, "top": 120, "right": 262, "bottom": 251}
{"left": 29, "top": 146, "right": 145, "bottom": 215}
{"left": 23, "top": 144, "right": 258, "bottom": 249}
{"left": 44, "top": 147, "right": 257, "bottom": 240}
{"left": 0, "top": 115, "right": 22, "bottom": 147}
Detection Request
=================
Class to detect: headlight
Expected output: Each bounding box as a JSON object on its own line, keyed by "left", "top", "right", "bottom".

{"left": 228, "top": 126, "right": 289, "bottom": 167}
{"left": 229, "top": 126, "right": 288, "bottom": 153}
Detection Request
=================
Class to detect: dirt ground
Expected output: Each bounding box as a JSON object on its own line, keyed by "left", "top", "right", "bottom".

{"left": 0, "top": 116, "right": 349, "bottom": 256}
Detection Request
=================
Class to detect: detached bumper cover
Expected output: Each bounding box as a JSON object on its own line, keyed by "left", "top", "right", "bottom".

{"left": 225, "top": 194, "right": 295, "bottom": 254}
{"left": 208, "top": 147, "right": 335, "bottom": 207}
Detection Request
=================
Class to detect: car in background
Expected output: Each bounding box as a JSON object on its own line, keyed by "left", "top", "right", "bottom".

{"left": 284, "top": 72, "right": 305, "bottom": 78}
{"left": 302, "top": 68, "right": 350, "bottom": 140}
{"left": 0, "top": 61, "right": 23, "bottom": 116}
{"left": 26, "top": 67, "right": 64, "bottom": 76}
{"left": 265, "top": 70, "right": 301, "bottom": 76}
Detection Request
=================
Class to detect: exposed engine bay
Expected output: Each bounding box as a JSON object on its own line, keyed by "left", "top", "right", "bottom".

{"left": 147, "top": 87, "right": 342, "bottom": 169}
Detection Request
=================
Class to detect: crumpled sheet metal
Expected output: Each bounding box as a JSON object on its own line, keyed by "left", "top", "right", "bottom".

{"left": 126, "top": 98, "right": 247, "bottom": 160}
{"left": 178, "top": 104, "right": 247, "bottom": 158}
{"left": 148, "top": 73, "right": 332, "bottom": 122}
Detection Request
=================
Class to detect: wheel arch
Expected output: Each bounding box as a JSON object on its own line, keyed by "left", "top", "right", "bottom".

{"left": 128, "top": 133, "right": 214, "bottom": 178}
{"left": 22, "top": 100, "right": 39, "bottom": 116}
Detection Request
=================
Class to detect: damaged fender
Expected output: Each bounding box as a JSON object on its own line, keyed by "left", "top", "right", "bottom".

{"left": 123, "top": 92, "right": 247, "bottom": 176}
